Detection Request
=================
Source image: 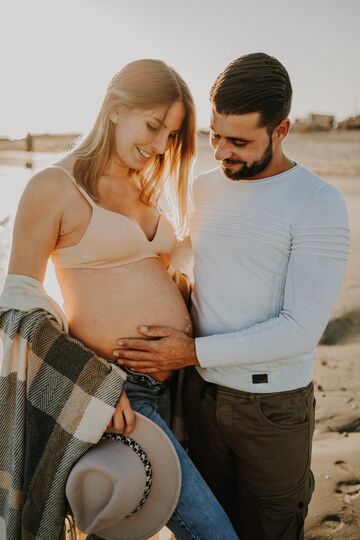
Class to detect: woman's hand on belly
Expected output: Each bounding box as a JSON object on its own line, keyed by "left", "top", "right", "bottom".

{"left": 107, "top": 391, "right": 136, "bottom": 435}
{"left": 112, "top": 325, "right": 200, "bottom": 373}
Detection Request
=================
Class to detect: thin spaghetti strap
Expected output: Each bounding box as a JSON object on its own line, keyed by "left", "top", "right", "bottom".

{"left": 50, "top": 165, "right": 95, "bottom": 206}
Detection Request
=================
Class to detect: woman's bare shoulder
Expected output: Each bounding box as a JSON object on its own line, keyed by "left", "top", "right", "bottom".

{"left": 9, "top": 164, "right": 76, "bottom": 279}
{"left": 23, "top": 163, "right": 76, "bottom": 208}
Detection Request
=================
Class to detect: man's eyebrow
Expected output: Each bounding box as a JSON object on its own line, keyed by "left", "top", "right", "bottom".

{"left": 210, "top": 125, "right": 252, "bottom": 143}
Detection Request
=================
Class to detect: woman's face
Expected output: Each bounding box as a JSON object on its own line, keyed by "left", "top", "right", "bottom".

{"left": 111, "top": 101, "right": 185, "bottom": 170}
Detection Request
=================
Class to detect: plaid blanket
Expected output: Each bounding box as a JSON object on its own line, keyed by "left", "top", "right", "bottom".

{"left": 0, "top": 276, "right": 126, "bottom": 539}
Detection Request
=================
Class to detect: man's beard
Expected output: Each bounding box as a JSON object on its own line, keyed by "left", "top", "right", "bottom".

{"left": 222, "top": 135, "right": 273, "bottom": 181}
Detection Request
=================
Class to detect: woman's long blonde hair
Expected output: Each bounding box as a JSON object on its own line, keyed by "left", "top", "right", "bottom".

{"left": 72, "top": 59, "right": 196, "bottom": 237}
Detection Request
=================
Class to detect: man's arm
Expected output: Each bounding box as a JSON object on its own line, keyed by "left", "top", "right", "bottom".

{"left": 113, "top": 184, "right": 349, "bottom": 372}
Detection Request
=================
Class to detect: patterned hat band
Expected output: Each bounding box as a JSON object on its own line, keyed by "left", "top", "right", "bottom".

{"left": 101, "top": 432, "right": 153, "bottom": 516}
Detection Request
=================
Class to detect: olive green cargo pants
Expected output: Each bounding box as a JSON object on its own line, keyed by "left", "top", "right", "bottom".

{"left": 184, "top": 368, "right": 315, "bottom": 540}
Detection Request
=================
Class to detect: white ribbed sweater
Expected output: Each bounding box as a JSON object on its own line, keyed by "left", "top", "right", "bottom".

{"left": 185, "top": 165, "right": 349, "bottom": 392}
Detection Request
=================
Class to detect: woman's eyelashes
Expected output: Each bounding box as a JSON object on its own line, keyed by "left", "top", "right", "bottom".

{"left": 147, "top": 123, "right": 159, "bottom": 132}
{"left": 146, "top": 123, "right": 179, "bottom": 143}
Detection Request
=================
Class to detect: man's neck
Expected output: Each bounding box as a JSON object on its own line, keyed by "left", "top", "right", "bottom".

{"left": 245, "top": 153, "right": 295, "bottom": 181}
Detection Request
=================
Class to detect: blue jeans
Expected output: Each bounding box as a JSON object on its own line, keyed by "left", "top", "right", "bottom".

{"left": 125, "top": 372, "right": 239, "bottom": 540}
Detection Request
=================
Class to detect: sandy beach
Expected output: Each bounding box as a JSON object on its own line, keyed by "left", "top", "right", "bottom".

{"left": 1, "top": 129, "right": 360, "bottom": 539}
{"left": 289, "top": 134, "right": 360, "bottom": 540}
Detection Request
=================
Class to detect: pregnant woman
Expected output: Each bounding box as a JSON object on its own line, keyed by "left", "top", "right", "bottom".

{"left": 7, "top": 59, "right": 238, "bottom": 539}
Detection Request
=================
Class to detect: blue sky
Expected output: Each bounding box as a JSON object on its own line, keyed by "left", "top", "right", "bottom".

{"left": 1, "top": 0, "right": 359, "bottom": 136}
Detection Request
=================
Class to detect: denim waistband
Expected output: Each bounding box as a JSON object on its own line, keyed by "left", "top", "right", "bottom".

{"left": 123, "top": 367, "right": 170, "bottom": 394}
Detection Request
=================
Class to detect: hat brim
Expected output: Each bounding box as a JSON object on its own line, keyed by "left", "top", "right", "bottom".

{"left": 82, "top": 411, "right": 181, "bottom": 540}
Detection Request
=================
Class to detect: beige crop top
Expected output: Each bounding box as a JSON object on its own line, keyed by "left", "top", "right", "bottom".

{"left": 50, "top": 166, "right": 176, "bottom": 269}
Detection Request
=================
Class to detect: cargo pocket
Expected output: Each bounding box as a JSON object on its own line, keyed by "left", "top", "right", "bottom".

{"left": 259, "top": 472, "right": 315, "bottom": 538}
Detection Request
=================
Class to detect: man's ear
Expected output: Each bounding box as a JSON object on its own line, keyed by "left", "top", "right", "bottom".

{"left": 274, "top": 118, "right": 291, "bottom": 141}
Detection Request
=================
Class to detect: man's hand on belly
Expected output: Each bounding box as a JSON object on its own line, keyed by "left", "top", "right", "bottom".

{"left": 112, "top": 326, "right": 200, "bottom": 373}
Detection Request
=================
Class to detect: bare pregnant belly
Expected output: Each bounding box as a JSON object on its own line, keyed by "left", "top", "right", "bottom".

{"left": 56, "top": 258, "right": 192, "bottom": 381}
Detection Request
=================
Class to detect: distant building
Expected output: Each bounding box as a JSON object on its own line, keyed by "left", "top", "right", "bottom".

{"left": 0, "top": 132, "right": 80, "bottom": 152}
{"left": 0, "top": 136, "right": 26, "bottom": 151}
{"left": 308, "top": 113, "right": 335, "bottom": 130}
{"left": 292, "top": 113, "right": 335, "bottom": 132}
{"left": 31, "top": 132, "right": 80, "bottom": 152}
{"left": 338, "top": 114, "right": 360, "bottom": 130}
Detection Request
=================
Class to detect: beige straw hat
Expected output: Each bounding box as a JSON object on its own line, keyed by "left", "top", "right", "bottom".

{"left": 66, "top": 412, "right": 181, "bottom": 540}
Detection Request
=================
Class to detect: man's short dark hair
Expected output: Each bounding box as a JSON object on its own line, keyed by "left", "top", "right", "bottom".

{"left": 210, "top": 52, "right": 292, "bottom": 129}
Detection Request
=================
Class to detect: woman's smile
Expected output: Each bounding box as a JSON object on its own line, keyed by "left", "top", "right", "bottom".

{"left": 136, "top": 146, "right": 152, "bottom": 159}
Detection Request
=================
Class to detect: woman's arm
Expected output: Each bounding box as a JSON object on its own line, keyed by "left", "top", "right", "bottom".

{"left": 8, "top": 169, "right": 64, "bottom": 280}
{"left": 7, "top": 168, "right": 135, "bottom": 433}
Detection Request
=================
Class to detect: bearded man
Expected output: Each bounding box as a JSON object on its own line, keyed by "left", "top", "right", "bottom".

{"left": 114, "top": 53, "right": 350, "bottom": 540}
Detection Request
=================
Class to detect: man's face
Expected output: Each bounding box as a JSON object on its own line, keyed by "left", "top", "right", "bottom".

{"left": 210, "top": 107, "right": 274, "bottom": 180}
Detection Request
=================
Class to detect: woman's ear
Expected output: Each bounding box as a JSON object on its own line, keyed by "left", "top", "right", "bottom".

{"left": 110, "top": 106, "right": 124, "bottom": 125}
{"left": 110, "top": 111, "right": 119, "bottom": 125}
{"left": 110, "top": 105, "right": 130, "bottom": 125}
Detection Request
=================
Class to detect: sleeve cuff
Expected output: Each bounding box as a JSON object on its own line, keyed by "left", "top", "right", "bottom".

{"left": 195, "top": 335, "right": 236, "bottom": 368}
{"left": 195, "top": 333, "right": 243, "bottom": 368}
